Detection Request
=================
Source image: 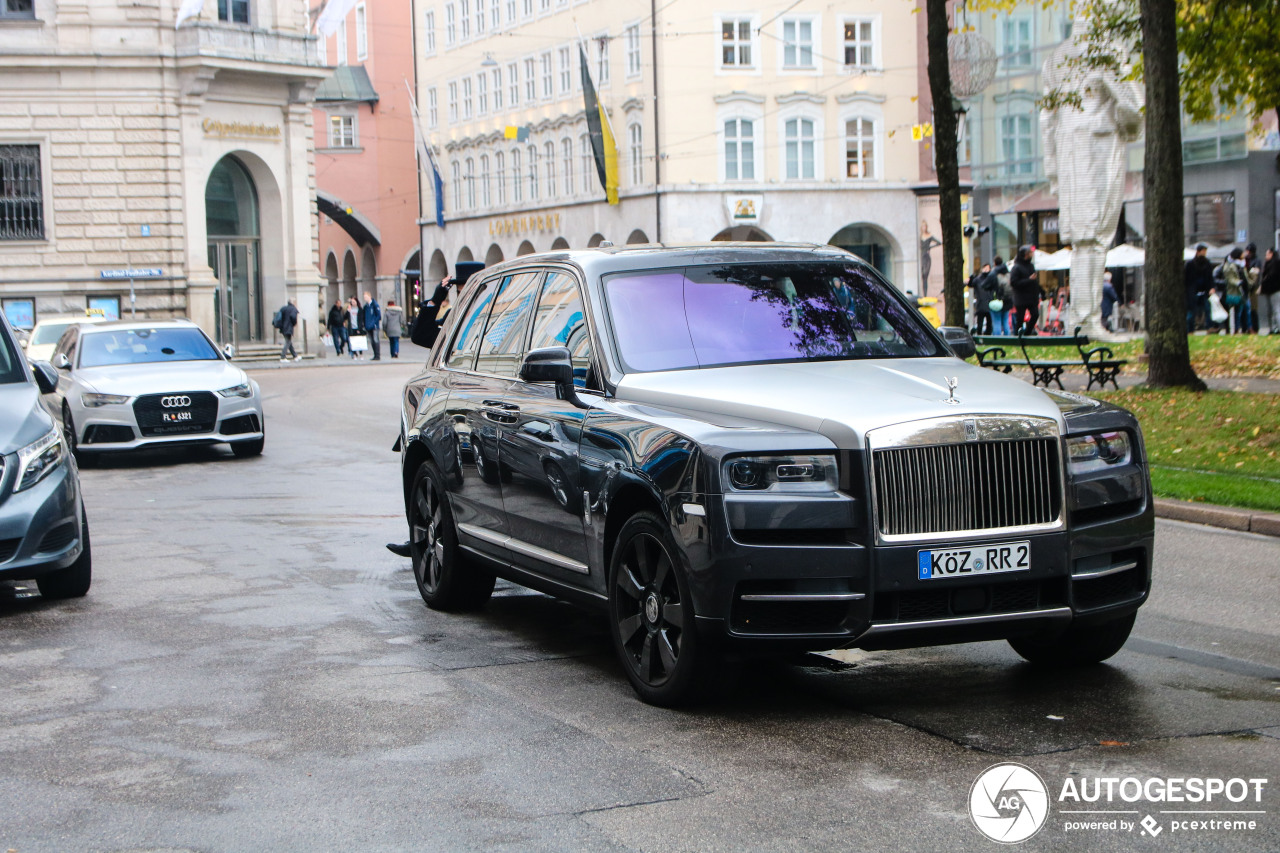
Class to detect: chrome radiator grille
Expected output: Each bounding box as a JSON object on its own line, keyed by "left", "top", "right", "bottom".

{"left": 873, "top": 437, "right": 1062, "bottom": 537}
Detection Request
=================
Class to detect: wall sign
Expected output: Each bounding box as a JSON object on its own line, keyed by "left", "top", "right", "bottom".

{"left": 202, "top": 118, "right": 282, "bottom": 140}
{"left": 726, "top": 194, "right": 763, "bottom": 225}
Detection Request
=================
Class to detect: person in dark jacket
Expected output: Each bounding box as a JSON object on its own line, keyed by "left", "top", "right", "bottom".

{"left": 361, "top": 291, "right": 382, "bottom": 360}
{"left": 383, "top": 299, "right": 405, "bottom": 358}
{"left": 277, "top": 298, "right": 299, "bottom": 361}
{"left": 988, "top": 256, "right": 1011, "bottom": 334}
{"left": 1100, "top": 272, "right": 1119, "bottom": 332}
{"left": 1261, "top": 248, "right": 1280, "bottom": 334}
{"left": 969, "top": 264, "right": 993, "bottom": 334}
{"left": 1184, "top": 243, "right": 1214, "bottom": 332}
{"left": 1009, "top": 245, "right": 1041, "bottom": 335}
{"left": 326, "top": 299, "right": 348, "bottom": 356}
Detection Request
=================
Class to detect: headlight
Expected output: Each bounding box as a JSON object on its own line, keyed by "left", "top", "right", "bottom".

{"left": 14, "top": 427, "right": 65, "bottom": 492}
{"left": 723, "top": 454, "right": 839, "bottom": 493}
{"left": 82, "top": 393, "right": 129, "bottom": 407}
{"left": 1065, "top": 431, "right": 1132, "bottom": 475}
{"left": 218, "top": 383, "right": 253, "bottom": 398}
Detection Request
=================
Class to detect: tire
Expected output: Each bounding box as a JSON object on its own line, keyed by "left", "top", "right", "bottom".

{"left": 543, "top": 461, "right": 580, "bottom": 514}
{"left": 232, "top": 436, "right": 264, "bottom": 458}
{"left": 608, "top": 511, "right": 717, "bottom": 706}
{"left": 1008, "top": 611, "right": 1136, "bottom": 666}
{"left": 62, "top": 403, "right": 97, "bottom": 469}
{"left": 36, "top": 511, "right": 92, "bottom": 600}
{"left": 409, "top": 460, "right": 494, "bottom": 611}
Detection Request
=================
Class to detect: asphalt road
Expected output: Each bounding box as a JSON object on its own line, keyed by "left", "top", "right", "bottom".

{"left": 2, "top": 351, "right": 1277, "bottom": 852}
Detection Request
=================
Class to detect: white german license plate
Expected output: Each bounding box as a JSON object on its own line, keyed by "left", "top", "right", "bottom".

{"left": 917, "top": 541, "right": 1030, "bottom": 581}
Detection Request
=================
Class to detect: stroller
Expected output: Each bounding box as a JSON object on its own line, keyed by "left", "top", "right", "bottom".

{"left": 1041, "top": 289, "right": 1068, "bottom": 336}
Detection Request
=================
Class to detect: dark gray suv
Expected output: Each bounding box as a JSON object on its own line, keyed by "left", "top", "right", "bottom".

{"left": 0, "top": 311, "right": 91, "bottom": 599}
{"left": 397, "top": 244, "right": 1152, "bottom": 705}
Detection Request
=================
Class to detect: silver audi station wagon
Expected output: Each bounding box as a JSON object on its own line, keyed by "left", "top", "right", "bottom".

{"left": 396, "top": 244, "right": 1153, "bottom": 705}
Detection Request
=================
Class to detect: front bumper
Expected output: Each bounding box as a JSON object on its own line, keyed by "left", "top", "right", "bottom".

{"left": 0, "top": 455, "right": 83, "bottom": 581}
{"left": 72, "top": 395, "right": 263, "bottom": 454}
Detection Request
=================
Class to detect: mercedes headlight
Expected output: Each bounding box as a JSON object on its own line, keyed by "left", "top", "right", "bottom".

{"left": 723, "top": 454, "right": 839, "bottom": 493}
{"left": 218, "top": 383, "right": 253, "bottom": 398}
{"left": 15, "top": 427, "right": 65, "bottom": 492}
{"left": 1065, "top": 431, "right": 1132, "bottom": 475}
{"left": 81, "top": 393, "right": 129, "bottom": 407}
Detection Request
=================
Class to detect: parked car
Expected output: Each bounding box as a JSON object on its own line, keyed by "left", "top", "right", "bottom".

{"left": 45, "top": 320, "right": 264, "bottom": 465}
{"left": 0, "top": 311, "right": 91, "bottom": 599}
{"left": 22, "top": 313, "right": 109, "bottom": 362}
{"left": 395, "top": 244, "right": 1153, "bottom": 705}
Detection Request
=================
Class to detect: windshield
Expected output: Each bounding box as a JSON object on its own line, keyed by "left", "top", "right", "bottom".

{"left": 0, "top": 319, "right": 23, "bottom": 384}
{"left": 31, "top": 322, "right": 74, "bottom": 346}
{"left": 602, "top": 262, "right": 943, "bottom": 372}
{"left": 79, "top": 327, "right": 221, "bottom": 368}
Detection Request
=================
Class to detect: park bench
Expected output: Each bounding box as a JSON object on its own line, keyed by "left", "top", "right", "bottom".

{"left": 973, "top": 326, "right": 1126, "bottom": 391}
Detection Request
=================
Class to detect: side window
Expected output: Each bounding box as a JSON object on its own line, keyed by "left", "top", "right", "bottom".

{"left": 55, "top": 328, "right": 78, "bottom": 367}
{"left": 474, "top": 270, "right": 543, "bottom": 376}
{"left": 444, "top": 281, "right": 496, "bottom": 371}
{"left": 526, "top": 270, "right": 594, "bottom": 389}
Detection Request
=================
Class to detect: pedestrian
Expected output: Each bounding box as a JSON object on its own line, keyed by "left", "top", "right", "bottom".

{"left": 969, "top": 264, "right": 993, "bottom": 335}
{"left": 1100, "top": 271, "right": 1118, "bottom": 332}
{"left": 326, "top": 298, "right": 348, "bottom": 356}
{"left": 384, "top": 299, "right": 405, "bottom": 358}
{"left": 1184, "top": 244, "right": 1214, "bottom": 332}
{"left": 362, "top": 291, "right": 382, "bottom": 360}
{"left": 275, "top": 297, "right": 299, "bottom": 361}
{"left": 1242, "top": 243, "right": 1260, "bottom": 333}
{"left": 347, "top": 295, "right": 364, "bottom": 359}
{"left": 1261, "top": 247, "right": 1280, "bottom": 335}
{"left": 988, "top": 256, "right": 1011, "bottom": 335}
{"left": 1219, "top": 248, "right": 1254, "bottom": 334}
{"left": 1009, "top": 245, "right": 1041, "bottom": 335}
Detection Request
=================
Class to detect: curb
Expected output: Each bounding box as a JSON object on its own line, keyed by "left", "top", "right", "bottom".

{"left": 1154, "top": 498, "right": 1280, "bottom": 537}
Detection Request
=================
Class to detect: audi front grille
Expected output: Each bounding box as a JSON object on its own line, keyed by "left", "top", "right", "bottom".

{"left": 132, "top": 391, "right": 219, "bottom": 437}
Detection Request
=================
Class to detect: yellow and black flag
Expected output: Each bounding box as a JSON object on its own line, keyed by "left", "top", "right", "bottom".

{"left": 579, "top": 45, "right": 619, "bottom": 205}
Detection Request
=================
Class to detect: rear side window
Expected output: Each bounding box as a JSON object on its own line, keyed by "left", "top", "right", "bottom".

{"left": 475, "top": 270, "right": 543, "bottom": 377}
{"left": 444, "top": 281, "right": 495, "bottom": 371}
{"left": 527, "top": 270, "right": 593, "bottom": 388}
{"left": 0, "top": 320, "right": 22, "bottom": 384}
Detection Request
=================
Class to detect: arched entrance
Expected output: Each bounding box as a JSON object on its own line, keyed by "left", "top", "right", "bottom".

{"left": 516, "top": 240, "right": 535, "bottom": 256}
{"left": 626, "top": 229, "right": 649, "bottom": 244}
{"left": 484, "top": 244, "right": 504, "bottom": 266}
{"left": 342, "top": 250, "right": 358, "bottom": 302}
{"left": 427, "top": 249, "right": 448, "bottom": 283}
{"left": 551, "top": 237, "right": 570, "bottom": 250}
{"left": 206, "top": 155, "right": 262, "bottom": 345}
{"left": 324, "top": 252, "right": 340, "bottom": 308}
{"left": 711, "top": 226, "right": 772, "bottom": 242}
{"left": 586, "top": 233, "right": 606, "bottom": 247}
{"left": 829, "top": 223, "right": 896, "bottom": 282}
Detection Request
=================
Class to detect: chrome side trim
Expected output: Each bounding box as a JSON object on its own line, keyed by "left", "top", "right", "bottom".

{"left": 1073, "top": 560, "right": 1139, "bottom": 581}
{"left": 856, "top": 606, "right": 1073, "bottom": 641}
{"left": 457, "top": 522, "right": 589, "bottom": 574}
{"left": 739, "top": 592, "right": 866, "bottom": 602}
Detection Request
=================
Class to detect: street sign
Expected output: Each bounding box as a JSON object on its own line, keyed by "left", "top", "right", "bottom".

{"left": 101, "top": 268, "right": 163, "bottom": 279}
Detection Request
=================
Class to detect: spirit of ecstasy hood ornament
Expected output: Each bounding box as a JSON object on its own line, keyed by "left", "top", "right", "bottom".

{"left": 944, "top": 376, "right": 960, "bottom": 405}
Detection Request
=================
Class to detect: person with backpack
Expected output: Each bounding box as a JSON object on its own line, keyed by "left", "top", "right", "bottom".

{"left": 275, "top": 298, "right": 299, "bottom": 361}
{"left": 1219, "top": 248, "right": 1256, "bottom": 334}
{"left": 988, "top": 255, "right": 1011, "bottom": 334}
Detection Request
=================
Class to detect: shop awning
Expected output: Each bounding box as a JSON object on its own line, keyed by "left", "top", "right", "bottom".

{"left": 315, "top": 65, "right": 379, "bottom": 104}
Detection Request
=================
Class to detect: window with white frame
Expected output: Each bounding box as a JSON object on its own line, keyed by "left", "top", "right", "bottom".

{"left": 521, "top": 0, "right": 531, "bottom": 16}
{"left": 524, "top": 58, "right": 535, "bottom": 101}
{"left": 780, "top": 17, "right": 815, "bottom": 69}
{"left": 480, "top": 154, "right": 491, "bottom": 206}
{"left": 1001, "top": 109, "right": 1034, "bottom": 174}
{"left": 562, "top": 137, "right": 574, "bottom": 195}
{"left": 477, "top": 73, "right": 488, "bottom": 114}
{"left": 492, "top": 67, "right": 503, "bottom": 110}
{"left": 447, "top": 81, "right": 458, "bottom": 122}
{"left": 329, "top": 114, "right": 356, "bottom": 148}
{"left": 540, "top": 52, "right": 553, "bottom": 98}
{"left": 428, "top": 87, "right": 438, "bottom": 127}
{"left": 451, "top": 161, "right": 461, "bottom": 209}
{"left": 462, "top": 77, "right": 473, "bottom": 119}
{"left": 424, "top": 9, "right": 436, "bottom": 55}
{"left": 511, "top": 148, "right": 523, "bottom": 201}
{"left": 0, "top": 144, "right": 44, "bottom": 240}
{"left": 465, "top": 157, "right": 476, "bottom": 208}
{"left": 460, "top": 0, "right": 470, "bottom": 39}
{"left": 538, "top": 0, "right": 549, "bottom": 12}
{"left": 355, "top": 4, "right": 368, "bottom": 60}
{"left": 784, "top": 116, "right": 816, "bottom": 179}
{"left": 544, "top": 141, "right": 556, "bottom": 198}
{"left": 845, "top": 116, "right": 876, "bottom": 179}
{"left": 842, "top": 18, "right": 875, "bottom": 69}
{"left": 625, "top": 24, "right": 641, "bottom": 76}
{"left": 217, "top": 0, "right": 248, "bottom": 24}
{"left": 495, "top": 150, "right": 507, "bottom": 203}
{"left": 527, "top": 144, "right": 539, "bottom": 199}
{"left": 475, "top": 0, "right": 485, "bottom": 34}
{"left": 558, "top": 47, "right": 571, "bottom": 94}
{"left": 719, "top": 17, "right": 755, "bottom": 68}
{"left": 507, "top": 0, "right": 516, "bottom": 23}
{"left": 317, "top": 32, "right": 327, "bottom": 63}
{"left": 628, "top": 122, "right": 643, "bottom": 185}
{"left": 491, "top": 0, "right": 499, "bottom": 29}
{"left": 1000, "top": 15, "right": 1032, "bottom": 69}
{"left": 445, "top": 3, "right": 456, "bottom": 45}
{"left": 580, "top": 134, "right": 593, "bottom": 194}
{"left": 595, "top": 35, "right": 610, "bottom": 86}
{"left": 722, "top": 116, "right": 756, "bottom": 180}
{"left": 336, "top": 20, "right": 347, "bottom": 65}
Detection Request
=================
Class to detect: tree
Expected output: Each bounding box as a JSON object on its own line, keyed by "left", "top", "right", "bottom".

{"left": 924, "top": 0, "right": 966, "bottom": 326}
{"left": 1180, "top": 0, "right": 1280, "bottom": 133}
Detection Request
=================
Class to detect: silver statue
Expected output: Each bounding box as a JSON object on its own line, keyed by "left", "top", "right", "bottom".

{"left": 1041, "top": 14, "right": 1143, "bottom": 338}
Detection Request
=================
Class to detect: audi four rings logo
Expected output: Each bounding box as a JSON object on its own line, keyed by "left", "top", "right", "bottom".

{"left": 161, "top": 395, "right": 192, "bottom": 408}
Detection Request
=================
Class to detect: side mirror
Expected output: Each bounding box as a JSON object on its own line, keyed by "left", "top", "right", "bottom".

{"left": 520, "top": 346, "right": 588, "bottom": 409}
{"left": 222, "top": 343, "right": 236, "bottom": 360}
{"left": 32, "top": 361, "right": 59, "bottom": 394}
{"left": 938, "top": 326, "right": 976, "bottom": 360}
{"left": 53, "top": 353, "right": 71, "bottom": 370}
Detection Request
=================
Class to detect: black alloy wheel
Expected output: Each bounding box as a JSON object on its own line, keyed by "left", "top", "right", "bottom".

{"left": 409, "top": 460, "right": 494, "bottom": 611}
{"left": 543, "top": 461, "right": 580, "bottom": 514}
{"left": 608, "top": 512, "right": 713, "bottom": 706}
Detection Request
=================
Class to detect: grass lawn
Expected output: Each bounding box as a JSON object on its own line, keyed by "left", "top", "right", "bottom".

{"left": 1091, "top": 388, "right": 1280, "bottom": 513}
{"left": 1009, "top": 331, "right": 1280, "bottom": 381}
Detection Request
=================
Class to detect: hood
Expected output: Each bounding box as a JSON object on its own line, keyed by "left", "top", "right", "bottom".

{"left": 0, "top": 382, "right": 56, "bottom": 455}
{"left": 615, "top": 358, "right": 1064, "bottom": 448}
{"left": 74, "top": 360, "right": 250, "bottom": 396}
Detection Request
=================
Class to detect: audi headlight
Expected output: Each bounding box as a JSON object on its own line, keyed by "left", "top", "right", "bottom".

{"left": 1065, "top": 431, "right": 1132, "bottom": 475}
{"left": 723, "top": 454, "right": 839, "bottom": 493}
{"left": 82, "top": 393, "right": 129, "bottom": 408}
{"left": 15, "top": 427, "right": 65, "bottom": 493}
{"left": 218, "top": 383, "right": 253, "bottom": 398}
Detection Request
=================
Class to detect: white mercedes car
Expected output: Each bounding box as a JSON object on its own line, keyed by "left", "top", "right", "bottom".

{"left": 44, "top": 319, "right": 264, "bottom": 465}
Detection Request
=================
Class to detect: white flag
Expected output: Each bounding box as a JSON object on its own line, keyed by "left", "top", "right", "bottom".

{"left": 174, "top": 0, "right": 205, "bottom": 27}
{"left": 314, "top": 0, "right": 359, "bottom": 37}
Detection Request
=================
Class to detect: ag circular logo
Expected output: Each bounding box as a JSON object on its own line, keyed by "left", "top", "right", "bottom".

{"left": 969, "top": 763, "right": 1050, "bottom": 844}
{"left": 161, "top": 395, "right": 192, "bottom": 408}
